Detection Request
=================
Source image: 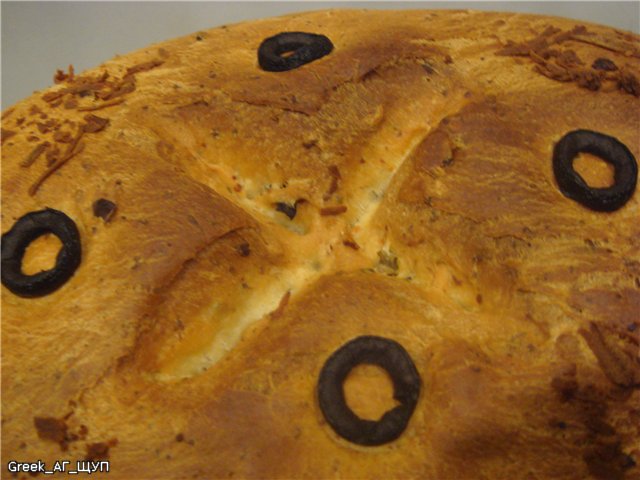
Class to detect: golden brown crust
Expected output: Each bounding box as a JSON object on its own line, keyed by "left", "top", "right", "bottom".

{"left": 2, "top": 9, "right": 639, "bottom": 480}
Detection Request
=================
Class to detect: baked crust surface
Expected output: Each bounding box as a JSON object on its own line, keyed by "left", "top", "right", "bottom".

{"left": 2, "top": 9, "right": 639, "bottom": 479}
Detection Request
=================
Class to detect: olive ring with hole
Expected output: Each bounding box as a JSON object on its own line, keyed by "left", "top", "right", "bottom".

{"left": 552, "top": 129, "right": 637, "bottom": 212}
{"left": 1, "top": 208, "right": 82, "bottom": 298}
{"left": 258, "top": 32, "right": 334, "bottom": 72}
{"left": 317, "top": 335, "right": 421, "bottom": 446}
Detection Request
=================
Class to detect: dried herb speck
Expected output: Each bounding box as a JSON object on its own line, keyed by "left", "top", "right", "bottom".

{"left": 275, "top": 202, "right": 297, "bottom": 220}
{"left": 20, "top": 142, "right": 49, "bottom": 168}
{"left": 34, "top": 417, "right": 68, "bottom": 444}
{"left": 592, "top": 58, "right": 618, "bottom": 71}
{"left": 237, "top": 243, "right": 251, "bottom": 257}
{"left": 92, "top": 198, "right": 117, "bottom": 222}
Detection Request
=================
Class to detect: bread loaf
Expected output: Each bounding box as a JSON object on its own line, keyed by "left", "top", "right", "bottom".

{"left": 2, "top": 9, "right": 639, "bottom": 479}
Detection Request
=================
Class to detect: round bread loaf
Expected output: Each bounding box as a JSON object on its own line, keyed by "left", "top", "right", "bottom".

{"left": 2, "top": 9, "right": 639, "bottom": 480}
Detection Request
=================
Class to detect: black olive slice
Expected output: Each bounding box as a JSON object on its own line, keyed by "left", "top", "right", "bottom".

{"left": 1, "top": 208, "right": 82, "bottom": 298}
{"left": 317, "top": 335, "right": 421, "bottom": 446}
{"left": 552, "top": 129, "right": 637, "bottom": 212}
{"left": 258, "top": 32, "right": 333, "bottom": 72}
